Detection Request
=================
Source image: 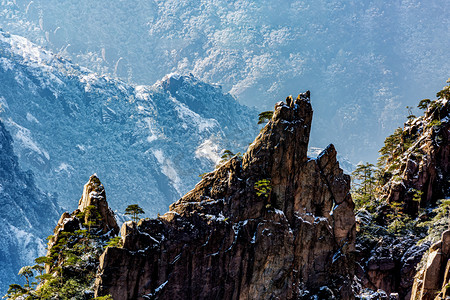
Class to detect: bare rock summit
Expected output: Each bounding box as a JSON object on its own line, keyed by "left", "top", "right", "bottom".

{"left": 94, "top": 93, "right": 356, "bottom": 300}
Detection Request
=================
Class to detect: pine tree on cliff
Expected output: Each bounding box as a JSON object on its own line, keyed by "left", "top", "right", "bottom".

{"left": 351, "top": 162, "right": 377, "bottom": 210}
{"left": 418, "top": 98, "right": 431, "bottom": 110}
{"left": 4, "top": 175, "right": 119, "bottom": 300}
{"left": 257, "top": 111, "right": 273, "bottom": 124}
{"left": 125, "top": 204, "right": 145, "bottom": 222}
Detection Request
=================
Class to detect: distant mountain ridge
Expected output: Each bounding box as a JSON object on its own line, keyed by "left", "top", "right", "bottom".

{"left": 0, "top": 30, "right": 259, "bottom": 216}
{"left": 1, "top": 0, "right": 449, "bottom": 163}
{"left": 0, "top": 120, "right": 60, "bottom": 293}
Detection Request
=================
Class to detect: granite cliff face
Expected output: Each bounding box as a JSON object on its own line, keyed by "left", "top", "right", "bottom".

{"left": 355, "top": 88, "right": 450, "bottom": 299}
{"left": 382, "top": 97, "right": 450, "bottom": 216}
{"left": 410, "top": 230, "right": 450, "bottom": 300}
{"left": 406, "top": 95, "right": 450, "bottom": 300}
{"left": 93, "top": 93, "right": 356, "bottom": 299}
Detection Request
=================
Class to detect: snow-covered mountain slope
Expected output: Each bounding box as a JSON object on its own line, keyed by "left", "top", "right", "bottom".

{"left": 0, "top": 30, "right": 258, "bottom": 216}
{"left": 0, "top": 0, "right": 448, "bottom": 162}
{"left": 0, "top": 120, "right": 60, "bottom": 293}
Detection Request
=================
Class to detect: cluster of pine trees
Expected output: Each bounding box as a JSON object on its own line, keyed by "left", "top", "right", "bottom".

{"left": 352, "top": 80, "right": 449, "bottom": 240}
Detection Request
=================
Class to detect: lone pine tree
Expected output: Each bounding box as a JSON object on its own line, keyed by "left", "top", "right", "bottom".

{"left": 125, "top": 204, "right": 145, "bottom": 223}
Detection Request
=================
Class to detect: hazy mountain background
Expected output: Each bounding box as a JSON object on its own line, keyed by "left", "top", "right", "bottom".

{"left": 0, "top": 0, "right": 449, "bottom": 293}
{"left": 0, "top": 30, "right": 258, "bottom": 292}
{"left": 0, "top": 0, "right": 448, "bottom": 163}
{"left": 0, "top": 31, "right": 258, "bottom": 216}
{"left": 0, "top": 119, "right": 60, "bottom": 292}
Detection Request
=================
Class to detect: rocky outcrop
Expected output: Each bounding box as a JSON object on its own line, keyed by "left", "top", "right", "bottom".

{"left": 356, "top": 90, "right": 450, "bottom": 299}
{"left": 46, "top": 175, "right": 119, "bottom": 273}
{"left": 410, "top": 230, "right": 450, "bottom": 300}
{"left": 382, "top": 97, "right": 450, "bottom": 216}
{"left": 94, "top": 93, "right": 356, "bottom": 299}
{"left": 48, "top": 174, "right": 119, "bottom": 246}
{"left": 356, "top": 235, "right": 429, "bottom": 300}
{"left": 77, "top": 174, "right": 119, "bottom": 234}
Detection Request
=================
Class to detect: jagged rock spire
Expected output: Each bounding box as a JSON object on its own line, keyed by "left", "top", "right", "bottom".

{"left": 78, "top": 174, "right": 118, "bottom": 234}
{"left": 45, "top": 175, "right": 119, "bottom": 276}
{"left": 94, "top": 94, "right": 356, "bottom": 300}
{"left": 48, "top": 174, "right": 119, "bottom": 244}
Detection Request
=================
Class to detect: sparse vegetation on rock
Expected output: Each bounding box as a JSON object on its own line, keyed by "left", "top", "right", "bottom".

{"left": 257, "top": 110, "right": 274, "bottom": 124}
{"left": 5, "top": 79, "right": 450, "bottom": 300}
{"left": 124, "top": 204, "right": 145, "bottom": 223}
{"left": 354, "top": 79, "right": 450, "bottom": 299}
{"left": 93, "top": 92, "right": 356, "bottom": 299}
{"left": 4, "top": 175, "right": 119, "bottom": 300}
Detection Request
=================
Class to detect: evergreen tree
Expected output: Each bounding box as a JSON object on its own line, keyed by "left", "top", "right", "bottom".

{"left": 18, "top": 266, "right": 33, "bottom": 286}
{"left": 417, "top": 99, "right": 431, "bottom": 110}
{"left": 254, "top": 179, "right": 272, "bottom": 198}
{"left": 220, "top": 149, "right": 235, "bottom": 163}
{"left": 4, "top": 224, "right": 111, "bottom": 299}
{"left": 125, "top": 204, "right": 145, "bottom": 222}
{"left": 378, "top": 127, "right": 403, "bottom": 168}
{"left": 218, "top": 149, "right": 242, "bottom": 166}
{"left": 257, "top": 111, "right": 273, "bottom": 124}
{"left": 351, "top": 163, "right": 378, "bottom": 210}
{"left": 406, "top": 106, "right": 416, "bottom": 120}
{"left": 254, "top": 179, "right": 273, "bottom": 209}
{"left": 83, "top": 205, "right": 101, "bottom": 231}
{"left": 436, "top": 78, "right": 450, "bottom": 100}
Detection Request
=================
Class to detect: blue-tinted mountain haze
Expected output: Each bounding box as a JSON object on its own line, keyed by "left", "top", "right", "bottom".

{"left": 0, "top": 0, "right": 448, "bottom": 162}
{"left": 0, "top": 31, "right": 258, "bottom": 216}
{"left": 0, "top": 30, "right": 260, "bottom": 292}
{"left": 0, "top": 120, "right": 60, "bottom": 293}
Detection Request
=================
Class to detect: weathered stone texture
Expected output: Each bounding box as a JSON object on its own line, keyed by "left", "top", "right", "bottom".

{"left": 357, "top": 97, "right": 450, "bottom": 300}
{"left": 383, "top": 98, "right": 450, "bottom": 216}
{"left": 46, "top": 175, "right": 119, "bottom": 273}
{"left": 94, "top": 94, "right": 356, "bottom": 300}
{"left": 410, "top": 230, "right": 450, "bottom": 300}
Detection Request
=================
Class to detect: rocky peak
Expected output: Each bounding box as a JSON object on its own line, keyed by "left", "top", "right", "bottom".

{"left": 78, "top": 174, "right": 118, "bottom": 234}
{"left": 94, "top": 94, "right": 356, "bottom": 299}
{"left": 170, "top": 92, "right": 316, "bottom": 221}
{"left": 242, "top": 93, "right": 312, "bottom": 182}
{"left": 46, "top": 175, "right": 118, "bottom": 274}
